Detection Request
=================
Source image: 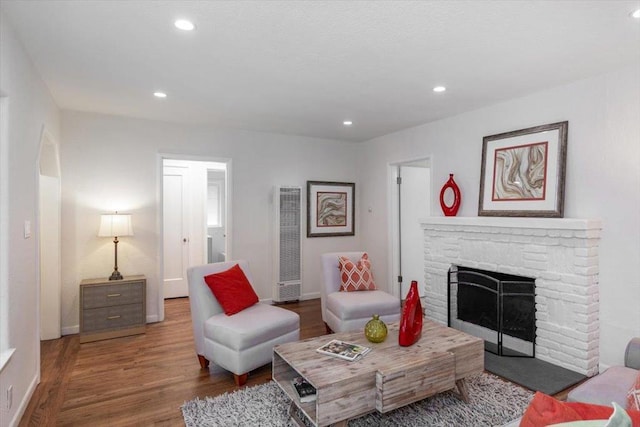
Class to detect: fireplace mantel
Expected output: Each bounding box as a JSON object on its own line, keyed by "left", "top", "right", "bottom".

{"left": 420, "top": 216, "right": 602, "bottom": 231}
{"left": 420, "top": 216, "right": 602, "bottom": 376}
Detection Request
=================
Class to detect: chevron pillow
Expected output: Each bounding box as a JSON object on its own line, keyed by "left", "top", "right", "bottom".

{"left": 338, "top": 253, "right": 377, "bottom": 292}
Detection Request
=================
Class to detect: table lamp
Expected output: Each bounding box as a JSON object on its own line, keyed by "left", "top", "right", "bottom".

{"left": 98, "top": 212, "right": 133, "bottom": 280}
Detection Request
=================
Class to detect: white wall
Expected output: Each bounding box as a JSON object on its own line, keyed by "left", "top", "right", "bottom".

{"left": 0, "top": 11, "right": 61, "bottom": 427}
{"left": 59, "top": 111, "right": 362, "bottom": 330}
{"left": 359, "top": 62, "right": 640, "bottom": 369}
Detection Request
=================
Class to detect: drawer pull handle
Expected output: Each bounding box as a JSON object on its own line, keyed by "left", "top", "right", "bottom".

{"left": 107, "top": 293, "right": 121, "bottom": 297}
{"left": 107, "top": 315, "right": 121, "bottom": 320}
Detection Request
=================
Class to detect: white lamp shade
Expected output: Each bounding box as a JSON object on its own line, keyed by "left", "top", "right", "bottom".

{"left": 98, "top": 213, "right": 133, "bottom": 237}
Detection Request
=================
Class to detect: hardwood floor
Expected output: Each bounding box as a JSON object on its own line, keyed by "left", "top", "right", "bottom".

{"left": 20, "top": 298, "right": 326, "bottom": 427}
{"left": 19, "top": 297, "right": 575, "bottom": 426}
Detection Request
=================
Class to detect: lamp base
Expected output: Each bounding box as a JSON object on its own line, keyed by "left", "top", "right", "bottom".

{"left": 109, "top": 270, "right": 123, "bottom": 280}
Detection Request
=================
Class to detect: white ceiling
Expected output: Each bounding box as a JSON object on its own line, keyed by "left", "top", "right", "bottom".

{"left": 3, "top": 1, "right": 639, "bottom": 142}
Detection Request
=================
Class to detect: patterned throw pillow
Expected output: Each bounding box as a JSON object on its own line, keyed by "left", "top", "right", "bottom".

{"left": 628, "top": 372, "right": 640, "bottom": 411}
{"left": 338, "top": 253, "right": 377, "bottom": 292}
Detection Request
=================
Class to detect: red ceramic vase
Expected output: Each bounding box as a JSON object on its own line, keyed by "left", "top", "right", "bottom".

{"left": 399, "top": 280, "right": 423, "bottom": 346}
{"left": 439, "top": 173, "right": 461, "bottom": 216}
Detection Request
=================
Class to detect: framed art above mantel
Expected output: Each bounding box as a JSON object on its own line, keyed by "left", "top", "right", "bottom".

{"left": 307, "top": 181, "right": 355, "bottom": 237}
{"left": 478, "top": 121, "right": 568, "bottom": 218}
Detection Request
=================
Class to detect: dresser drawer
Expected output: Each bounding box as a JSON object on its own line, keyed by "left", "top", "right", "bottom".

{"left": 82, "top": 303, "right": 144, "bottom": 332}
{"left": 82, "top": 281, "right": 144, "bottom": 309}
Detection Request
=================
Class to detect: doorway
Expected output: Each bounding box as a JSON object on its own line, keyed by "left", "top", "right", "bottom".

{"left": 389, "top": 159, "right": 431, "bottom": 299}
{"left": 161, "top": 158, "right": 229, "bottom": 300}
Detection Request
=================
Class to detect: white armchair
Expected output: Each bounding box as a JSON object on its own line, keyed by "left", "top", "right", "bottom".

{"left": 321, "top": 252, "right": 401, "bottom": 334}
{"left": 187, "top": 260, "right": 300, "bottom": 386}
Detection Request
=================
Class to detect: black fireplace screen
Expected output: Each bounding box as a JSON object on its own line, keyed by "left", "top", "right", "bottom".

{"left": 448, "top": 266, "right": 536, "bottom": 357}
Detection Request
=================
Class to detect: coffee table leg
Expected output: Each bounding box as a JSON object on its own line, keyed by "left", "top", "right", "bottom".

{"left": 287, "top": 402, "right": 306, "bottom": 427}
{"left": 287, "top": 401, "right": 351, "bottom": 427}
{"left": 454, "top": 379, "right": 471, "bottom": 403}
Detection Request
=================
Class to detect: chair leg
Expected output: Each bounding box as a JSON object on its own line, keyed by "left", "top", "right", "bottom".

{"left": 324, "top": 322, "right": 334, "bottom": 334}
{"left": 234, "top": 373, "right": 248, "bottom": 386}
{"left": 197, "top": 354, "right": 210, "bottom": 369}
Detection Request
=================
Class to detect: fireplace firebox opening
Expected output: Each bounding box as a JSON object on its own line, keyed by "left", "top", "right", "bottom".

{"left": 448, "top": 266, "right": 536, "bottom": 358}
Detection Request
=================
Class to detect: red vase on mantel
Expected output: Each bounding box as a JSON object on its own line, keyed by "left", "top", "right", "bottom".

{"left": 439, "top": 173, "right": 461, "bottom": 216}
{"left": 399, "top": 280, "right": 423, "bottom": 346}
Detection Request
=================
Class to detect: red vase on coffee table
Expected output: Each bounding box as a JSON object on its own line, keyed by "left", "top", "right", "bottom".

{"left": 399, "top": 280, "right": 423, "bottom": 346}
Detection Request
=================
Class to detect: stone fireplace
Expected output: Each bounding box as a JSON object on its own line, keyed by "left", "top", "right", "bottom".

{"left": 420, "top": 217, "right": 602, "bottom": 376}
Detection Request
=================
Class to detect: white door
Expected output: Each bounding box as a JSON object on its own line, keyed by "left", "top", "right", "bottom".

{"left": 391, "top": 161, "right": 431, "bottom": 299}
{"left": 163, "top": 165, "right": 190, "bottom": 298}
{"left": 399, "top": 165, "right": 430, "bottom": 298}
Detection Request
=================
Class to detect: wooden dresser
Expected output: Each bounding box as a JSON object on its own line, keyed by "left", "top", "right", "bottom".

{"left": 79, "top": 275, "right": 146, "bottom": 343}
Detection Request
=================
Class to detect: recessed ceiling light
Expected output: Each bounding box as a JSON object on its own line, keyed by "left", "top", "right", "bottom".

{"left": 343, "top": 120, "right": 353, "bottom": 126}
{"left": 631, "top": 9, "right": 640, "bottom": 19}
{"left": 433, "top": 86, "right": 446, "bottom": 93}
{"left": 174, "top": 19, "right": 195, "bottom": 31}
{"left": 154, "top": 92, "right": 167, "bottom": 98}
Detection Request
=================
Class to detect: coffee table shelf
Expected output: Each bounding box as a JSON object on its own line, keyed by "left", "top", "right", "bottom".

{"left": 272, "top": 351, "right": 318, "bottom": 424}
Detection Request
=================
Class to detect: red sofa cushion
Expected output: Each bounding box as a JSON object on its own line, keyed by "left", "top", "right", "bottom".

{"left": 520, "top": 392, "right": 640, "bottom": 427}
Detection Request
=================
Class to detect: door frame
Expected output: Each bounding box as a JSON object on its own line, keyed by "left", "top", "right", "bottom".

{"left": 0, "top": 93, "right": 9, "bottom": 360}
{"left": 36, "top": 126, "right": 62, "bottom": 377}
{"left": 156, "top": 153, "right": 232, "bottom": 321}
{"left": 386, "top": 156, "right": 432, "bottom": 300}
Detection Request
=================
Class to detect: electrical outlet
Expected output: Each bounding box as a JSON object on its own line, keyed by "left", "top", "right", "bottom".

{"left": 6, "top": 385, "right": 12, "bottom": 409}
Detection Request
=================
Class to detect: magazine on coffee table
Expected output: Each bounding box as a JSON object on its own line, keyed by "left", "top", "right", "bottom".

{"left": 316, "top": 339, "right": 371, "bottom": 361}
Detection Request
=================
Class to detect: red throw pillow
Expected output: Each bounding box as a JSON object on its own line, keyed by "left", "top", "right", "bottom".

{"left": 338, "top": 253, "right": 377, "bottom": 291}
{"left": 204, "top": 264, "right": 259, "bottom": 315}
{"left": 564, "top": 400, "right": 617, "bottom": 420}
{"left": 519, "top": 392, "right": 640, "bottom": 427}
{"left": 519, "top": 392, "right": 582, "bottom": 427}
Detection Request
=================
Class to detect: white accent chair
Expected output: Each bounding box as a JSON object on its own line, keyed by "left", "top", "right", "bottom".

{"left": 187, "top": 260, "right": 300, "bottom": 386}
{"left": 321, "top": 252, "right": 401, "bottom": 333}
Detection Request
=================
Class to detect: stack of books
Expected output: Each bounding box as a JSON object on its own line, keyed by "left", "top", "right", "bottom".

{"left": 291, "top": 376, "right": 317, "bottom": 403}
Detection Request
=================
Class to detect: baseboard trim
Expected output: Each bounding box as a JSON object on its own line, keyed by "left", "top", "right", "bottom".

{"left": 263, "top": 292, "right": 320, "bottom": 304}
{"left": 8, "top": 370, "right": 38, "bottom": 427}
{"left": 61, "top": 325, "right": 79, "bottom": 336}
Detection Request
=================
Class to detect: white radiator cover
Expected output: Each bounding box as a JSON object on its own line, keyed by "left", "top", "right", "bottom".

{"left": 420, "top": 217, "right": 602, "bottom": 376}
{"left": 273, "top": 186, "right": 302, "bottom": 302}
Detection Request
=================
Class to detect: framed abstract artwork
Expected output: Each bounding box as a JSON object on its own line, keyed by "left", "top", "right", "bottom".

{"left": 307, "top": 181, "right": 355, "bottom": 237}
{"left": 478, "top": 121, "right": 568, "bottom": 217}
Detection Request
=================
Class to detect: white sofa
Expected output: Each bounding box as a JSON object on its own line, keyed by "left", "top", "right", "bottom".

{"left": 321, "top": 251, "right": 401, "bottom": 333}
{"left": 502, "top": 337, "right": 640, "bottom": 427}
{"left": 187, "top": 260, "right": 300, "bottom": 386}
{"left": 567, "top": 337, "right": 640, "bottom": 406}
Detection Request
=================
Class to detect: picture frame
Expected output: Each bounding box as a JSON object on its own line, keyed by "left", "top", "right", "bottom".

{"left": 307, "top": 181, "right": 355, "bottom": 237}
{"left": 478, "top": 121, "right": 568, "bottom": 218}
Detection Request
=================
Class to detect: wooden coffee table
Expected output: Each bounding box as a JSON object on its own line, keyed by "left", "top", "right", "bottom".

{"left": 273, "top": 319, "right": 484, "bottom": 427}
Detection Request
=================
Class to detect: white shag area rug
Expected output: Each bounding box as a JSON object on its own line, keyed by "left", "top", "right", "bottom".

{"left": 181, "top": 372, "right": 533, "bottom": 427}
